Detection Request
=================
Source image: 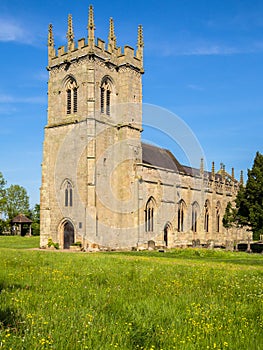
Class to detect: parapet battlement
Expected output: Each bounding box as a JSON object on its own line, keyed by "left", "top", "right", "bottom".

{"left": 47, "top": 5, "right": 144, "bottom": 72}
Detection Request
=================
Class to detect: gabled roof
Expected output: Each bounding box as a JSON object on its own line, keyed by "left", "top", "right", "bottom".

{"left": 142, "top": 142, "right": 186, "bottom": 173}
{"left": 141, "top": 142, "right": 235, "bottom": 183}
{"left": 12, "top": 214, "right": 32, "bottom": 224}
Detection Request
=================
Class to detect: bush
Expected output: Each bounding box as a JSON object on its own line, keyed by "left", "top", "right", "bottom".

{"left": 31, "top": 222, "right": 40, "bottom": 236}
{"left": 47, "top": 238, "right": 59, "bottom": 249}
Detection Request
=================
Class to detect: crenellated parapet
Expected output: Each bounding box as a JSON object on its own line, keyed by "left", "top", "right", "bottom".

{"left": 47, "top": 5, "right": 144, "bottom": 73}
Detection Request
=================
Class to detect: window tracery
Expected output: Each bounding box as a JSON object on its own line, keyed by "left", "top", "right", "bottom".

{"left": 216, "top": 202, "right": 221, "bottom": 232}
{"left": 204, "top": 200, "right": 210, "bottom": 232}
{"left": 192, "top": 202, "right": 199, "bottom": 233}
{"left": 178, "top": 200, "right": 185, "bottom": 232}
{"left": 64, "top": 181, "right": 73, "bottom": 207}
{"left": 100, "top": 78, "right": 113, "bottom": 116}
{"left": 145, "top": 197, "right": 155, "bottom": 232}
{"left": 65, "top": 78, "right": 78, "bottom": 114}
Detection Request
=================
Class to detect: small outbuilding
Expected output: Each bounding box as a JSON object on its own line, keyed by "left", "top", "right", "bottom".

{"left": 11, "top": 214, "right": 32, "bottom": 236}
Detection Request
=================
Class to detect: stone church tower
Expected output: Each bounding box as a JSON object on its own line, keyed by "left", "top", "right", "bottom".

{"left": 40, "top": 6, "right": 144, "bottom": 248}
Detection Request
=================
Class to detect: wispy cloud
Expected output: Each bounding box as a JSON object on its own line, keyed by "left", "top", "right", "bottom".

{"left": 182, "top": 45, "right": 241, "bottom": 56}
{"left": 187, "top": 84, "right": 204, "bottom": 91}
{"left": 148, "top": 37, "right": 263, "bottom": 57}
{"left": 0, "top": 94, "right": 13, "bottom": 103}
{"left": 0, "top": 16, "right": 37, "bottom": 45}
{"left": 0, "top": 93, "right": 45, "bottom": 104}
{"left": 34, "top": 71, "right": 49, "bottom": 82}
{"left": 0, "top": 17, "right": 25, "bottom": 42}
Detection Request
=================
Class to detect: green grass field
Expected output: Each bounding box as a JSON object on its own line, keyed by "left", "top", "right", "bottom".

{"left": 0, "top": 236, "right": 262, "bottom": 349}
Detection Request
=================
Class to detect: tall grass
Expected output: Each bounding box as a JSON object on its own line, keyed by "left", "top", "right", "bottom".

{"left": 0, "top": 238, "right": 262, "bottom": 349}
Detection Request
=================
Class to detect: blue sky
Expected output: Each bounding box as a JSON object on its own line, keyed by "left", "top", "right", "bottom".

{"left": 0, "top": 0, "right": 262, "bottom": 206}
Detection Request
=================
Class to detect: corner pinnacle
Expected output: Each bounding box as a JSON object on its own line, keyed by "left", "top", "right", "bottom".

{"left": 67, "top": 14, "right": 75, "bottom": 51}
{"left": 87, "top": 5, "right": 95, "bottom": 49}
{"left": 108, "top": 17, "right": 117, "bottom": 52}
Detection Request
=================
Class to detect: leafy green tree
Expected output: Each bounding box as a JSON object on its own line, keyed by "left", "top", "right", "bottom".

{"left": 223, "top": 202, "right": 237, "bottom": 231}
{"left": 31, "top": 204, "right": 40, "bottom": 236}
{"left": 234, "top": 152, "right": 263, "bottom": 240}
{"left": 243, "top": 152, "right": 263, "bottom": 240}
{"left": 235, "top": 184, "right": 249, "bottom": 227}
{"left": 0, "top": 172, "right": 6, "bottom": 212}
{"left": 0, "top": 172, "right": 7, "bottom": 234}
{"left": 5, "top": 184, "right": 30, "bottom": 220}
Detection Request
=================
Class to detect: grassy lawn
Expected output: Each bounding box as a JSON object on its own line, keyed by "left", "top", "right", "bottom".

{"left": 0, "top": 236, "right": 40, "bottom": 249}
{"left": 0, "top": 237, "right": 262, "bottom": 349}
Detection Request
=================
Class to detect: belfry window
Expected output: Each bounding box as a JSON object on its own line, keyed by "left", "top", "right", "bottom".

{"left": 73, "top": 87, "right": 77, "bottom": 113}
{"left": 100, "top": 87, "right": 105, "bottom": 113}
{"left": 178, "top": 200, "right": 185, "bottom": 232}
{"left": 66, "top": 78, "right": 78, "bottom": 114}
{"left": 65, "top": 181, "right": 73, "bottom": 207}
{"left": 106, "top": 90, "right": 111, "bottom": 115}
{"left": 100, "top": 78, "right": 113, "bottom": 116}
{"left": 145, "top": 197, "right": 155, "bottom": 232}
{"left": 67, "top": 89, "right": 72, "bottom": 114}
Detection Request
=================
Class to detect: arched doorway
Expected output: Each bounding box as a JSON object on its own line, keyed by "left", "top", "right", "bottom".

{"left": 164, "top": 222, "right": 173, "bottom": 247}
{"left": 63, "top": 221, "right": 74, "bottom": 249}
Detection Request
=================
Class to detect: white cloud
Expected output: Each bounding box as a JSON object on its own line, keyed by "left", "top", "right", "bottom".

{"left": 148, "top": 37, "right": 263, "bottom": 57}
{"left": 0, "top": 17, "right": 37, "bottom": 44}
{"left": 34, "top": 71, "right": 49, "bottom": 82}
{"left": 187, "top": 84, "right": 204, "bottom": 91}
{"left": 0, "top": 94, "right": 14, "bottom": 103}
{"left": 0, "top": 93, "right": 45, "bottom": 104}
{"left": 182, "top": 45, "right": 240, "bottom": 56}
{"left": 0, "top": 18, "right": 25, "bottom": 42}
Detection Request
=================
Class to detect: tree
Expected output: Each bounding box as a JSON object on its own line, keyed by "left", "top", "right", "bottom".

{"left": 5, "top": 184, "right": 30, "bottom": 220}
{"left": 235, "top": 152, "right": 263, "bottom": 240}
{"left": 0, "top": 172, "right": 6, "bottom": 212}
{"left": 223, "top": 202, "right": 237, "bottom": 231}
{"left": 0, "top": 172, "right": 7, "bottom": 234}
{"left": 30, "top": 204, "right": 40, "bottom": 236}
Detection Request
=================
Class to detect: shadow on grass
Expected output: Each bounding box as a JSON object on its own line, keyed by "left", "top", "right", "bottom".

{"left": 0, "top": 307, "right": 24, "bottom": 333}
{"left": 0, "top": 282, "right": 27, "bottom": 332}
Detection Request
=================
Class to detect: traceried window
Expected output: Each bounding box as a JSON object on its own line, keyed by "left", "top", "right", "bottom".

{"left": 204, "top": 200, "right": 210, "bottom": 233}
{"left": 65, "top": 78, "right": 78, "bottom": 114}
{"left": 216, "top": 202, "right": 221, "bottom": 232}
{"left": 145, "top": 197, "right": 155, "bottom": 232}
{"left": 192, "top": 202, "right": 199, "bottom": 233}
{"left": 100, "top": 78, "right": 113, "bottom": 116}
{"left": 178, "top": 200, "right": 185, "bottom": 232}
{"left": 64, "top": 181, "right": 73, "bottom": 207}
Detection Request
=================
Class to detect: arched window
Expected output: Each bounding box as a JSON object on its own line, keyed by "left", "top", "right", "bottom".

{"left": 192, "top": 202, "right": 199, "bottom": 233}
{"left": 178, "top": 200, "right": 185, "bottom": 232}
{"left": 164, "top": 222, "right": 172, "bottom": 247}
{"left": 204, "top": 200, "right": 210, "bottom": 232}
{"left": 65, "top": 78, "right": 78, "bottom": 114}
{"left": 100, "top": 78, "right": 113, "bottom": 116}
{"left": 64, "top": 181, "right": 73, "bottom": 207}
{"left": 145, "top": 197, "right": 155, "bottom": 232}
{"left": 216, "top": 202, "right": 221, "bottom": 232}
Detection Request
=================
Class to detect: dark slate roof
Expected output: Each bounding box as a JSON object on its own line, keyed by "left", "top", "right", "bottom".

{"left": 141, "top": 142, "right": 235, "bottom": 183}
{"left": 183, "top": 165, "right": 200, "bottom": 177}
{"left": 142, "top": 143, "right": 186, "bottom": 173}
{"left": 12, "top": 214, "right": 32, "bottom": 224}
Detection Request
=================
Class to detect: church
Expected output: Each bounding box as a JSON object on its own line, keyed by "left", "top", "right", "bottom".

{"left": 40, "top": 6, "right": 247, "bottom": 250}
